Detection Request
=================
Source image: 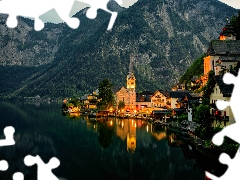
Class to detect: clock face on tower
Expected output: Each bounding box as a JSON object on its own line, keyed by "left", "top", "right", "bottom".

{"left": 127, "top": 77, "right": 135, "bottom": 90}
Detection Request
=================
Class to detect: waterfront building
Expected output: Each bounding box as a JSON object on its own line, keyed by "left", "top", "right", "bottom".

{"left": 81, "top": 90, "right": 98, "bottom": 109}
{"left": 136, "top": 91, "right": 152, "bottom": 111}
{"left": 150, "top": 90, "right": 168, "bottom": 108}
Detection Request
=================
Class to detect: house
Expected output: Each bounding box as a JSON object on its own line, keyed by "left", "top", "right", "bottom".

{"left": 179, "top": 93, "right": 203, "bottom": 121}
{"left": 172, "top": 84, "right": 186, "bottom": 91}
{"left": 208, "top": 76, "right": 234, "bottom": 126}
{"left": 190, "top": 76, "right": 202, "bottom": 91}
{"left": 151, "top": 109, "right": 172, "bottom": 122}
{"left": 203, "top": 20, "right": 240, "bottom": 85}
{"left": 81, "top": 93, "right": 98, "bottom": 109}
{"left": 150, "top": 90, "right": 168, "bottom": 108}
{"left": 167, "top": 90, "right": 191, "bottom": 117}
{"left": 136, "top": 91, "right": 152, "bottom": 111}
{"left": 168, "top": 90, "right": 191, "bottom": 109}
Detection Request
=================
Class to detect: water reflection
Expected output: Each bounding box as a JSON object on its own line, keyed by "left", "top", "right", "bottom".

{"left": 98, "top": 120, "right": 115, "bottom": 148}
{"left": 0, "top": 102, "right": 228, "bottom": 179}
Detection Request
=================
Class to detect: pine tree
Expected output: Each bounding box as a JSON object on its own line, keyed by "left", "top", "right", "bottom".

{"left": 97, "top": 79, "right": 115, "bottom": 110}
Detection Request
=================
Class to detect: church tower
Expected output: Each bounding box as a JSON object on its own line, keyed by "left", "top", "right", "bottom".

{"left": 127, "top": 54, "right": 136, "bottom": 91}
{"left": 126, "top": 54, "right": 136, "bottom": 112}
{"left": 219, "top": 17, "right": 237, "bottom": 40}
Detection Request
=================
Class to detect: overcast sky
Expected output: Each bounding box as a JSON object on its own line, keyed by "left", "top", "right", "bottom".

{"left": 40, "top": 0, "right": 239, "bottom": 23}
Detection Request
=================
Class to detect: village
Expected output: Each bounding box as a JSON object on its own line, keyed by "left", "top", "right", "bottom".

{"left": 61, "top": 19, "right": 240, "bottom": 156}
{"left": 68, "top": 20, "right": 237, "bottom": 124}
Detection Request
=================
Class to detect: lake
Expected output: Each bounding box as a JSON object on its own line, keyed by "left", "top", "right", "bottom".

{"left": 0, "top": 102, "right": 227, "bottom": 180}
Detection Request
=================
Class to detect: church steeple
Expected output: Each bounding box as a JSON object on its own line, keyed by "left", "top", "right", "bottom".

{"left": 127, "top": 54, "right": 136, "bottom": 91}
{"left": 219, "top": 17, "right": 237, "bottom": 40}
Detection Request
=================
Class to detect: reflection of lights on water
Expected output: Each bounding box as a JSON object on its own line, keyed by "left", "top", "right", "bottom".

{"left": 135, "top": 123, "right": 136, "bottom": 128}
{"left": 146, "top": 125, "right": 148, "bottom": 132}
{"left": 121, "top": 121, "right": 124, "bottom": 128}
{"left": 110, "top": 120, "right": 113, "bottom": 126}
{"left": 94, "top": 125, "right": 96, "bottom": 128}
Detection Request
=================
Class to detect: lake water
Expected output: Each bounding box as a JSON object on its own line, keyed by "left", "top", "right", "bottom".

{"left": 0, "top": 102, "right": 227, "bottom": 180}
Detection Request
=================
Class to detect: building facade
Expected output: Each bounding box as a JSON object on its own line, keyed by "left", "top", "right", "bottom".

{"left": 151, "top": 90, "right": 167, "bottom": 108}
{"left": 209, "top": 76, "right": 235, "bottom": 126}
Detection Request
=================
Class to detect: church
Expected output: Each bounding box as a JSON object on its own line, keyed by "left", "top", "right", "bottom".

{"left": 203, "top": 18, "right": 240, "bottom": 85}
{"left": 116, "top": 55, "right": 136, "bottom": 112}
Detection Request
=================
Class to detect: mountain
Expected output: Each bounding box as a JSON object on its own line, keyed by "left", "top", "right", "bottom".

{"left": 0, "top": 0, "right": 238, "bottom": 99}
{"left": 0, "top": 0, "right": 124, "bottom": 66}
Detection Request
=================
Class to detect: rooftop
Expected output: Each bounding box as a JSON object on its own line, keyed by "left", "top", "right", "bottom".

{"left": 207, "top": 40, "right": 240, "bottom": 56}
{"left": 214, "top": 76, "right": 234, "bottom": 97}
{"left": 168, "top": 91, "right": 191, "bottom": 98}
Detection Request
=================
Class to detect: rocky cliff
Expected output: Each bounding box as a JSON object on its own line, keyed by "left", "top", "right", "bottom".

{"left": 0, "top": 0, "right": 238, "bottom": 98}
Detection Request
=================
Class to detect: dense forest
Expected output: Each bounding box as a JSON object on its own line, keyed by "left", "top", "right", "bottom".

{"left": 179, "top": 54, "right": 204, "bottom": 86}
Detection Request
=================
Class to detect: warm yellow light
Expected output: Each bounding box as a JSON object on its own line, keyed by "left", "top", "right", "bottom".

{"left": 121, "top": 121, "right": 124, "bottom": 128}
{"left": 94, "top": 125, "right": 96, "bottom": 129}
{"left": 135, "top": 123, "right": 136, "bottom": 128}
{"left": 146, "top": 125, "right": 149, "bottom": 132}
{"left": 110, "top": 120, "right": 113, "bottom": 126}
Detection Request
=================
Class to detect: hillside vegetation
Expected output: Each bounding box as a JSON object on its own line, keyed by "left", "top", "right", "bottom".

{"left": 179, "top": 54, "right": 204, "bottom": 86}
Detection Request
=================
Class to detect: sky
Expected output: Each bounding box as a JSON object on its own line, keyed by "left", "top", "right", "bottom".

{"left": 39, "top": 0, "right": 238, "bottom": 23}
{"left": 40, "top": 0, "right": 138, "bottom": 23}
{"left": 219, "top": 0, "right": 240, "bottom": 9}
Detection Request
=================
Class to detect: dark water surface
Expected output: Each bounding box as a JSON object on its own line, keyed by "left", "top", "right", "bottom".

{"left": 0, "top": 102, "right": 226, "bottom": 180}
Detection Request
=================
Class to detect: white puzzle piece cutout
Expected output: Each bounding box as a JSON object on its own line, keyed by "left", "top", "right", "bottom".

{"left": 206, "top": 69, "right": 240, "bottom": 179}
{"left": 0, "top": 0, "right": 79, "bottom": 31}
{"left": 206, "top": 150, "right": 240, "bottom": 180}
{"left": 78, "top": 0, "right": 122, "bottom": 30}
{"left": 0, "top": 0, "right": 122, "bottom": 31}
{"left": 12, "top": 172, "right": 24, "bottom": 180}
{"left": 0, "top": 126, "right": 15, "bottom": 172}
{"left": 0, "top": 126, "right": 15, "bottom": 146}
{"left": 0, "top": 160, "right": 8, "bottom": 171}
{"left": 24, "top": 155, "right": 60, "bottom": 180}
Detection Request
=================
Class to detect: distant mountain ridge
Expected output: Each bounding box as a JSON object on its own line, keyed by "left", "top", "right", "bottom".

{"left": 0, "top": 0, "right": 238, "bottom": 99}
